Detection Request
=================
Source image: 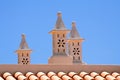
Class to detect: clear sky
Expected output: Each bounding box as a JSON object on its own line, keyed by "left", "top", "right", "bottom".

{"left": 0, "top": 0, "right": 120, "bottom": 64}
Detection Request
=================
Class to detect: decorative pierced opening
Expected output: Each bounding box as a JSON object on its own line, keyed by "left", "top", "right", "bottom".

{"left": 22, "top": 53, "right": 24, "bottom": 57}
{"left": 58, "top": 49, "right": 59, "bottom": 52}
{"left": 27, "top": 53, "right": 29, "bottom": 57}
{"left": 78, "top": 56, "right": 80, "bottom": 60}
{"left": 63, "top": 49, "right": 65, "bottom": 53}
{"left": 73, "top": 56, "right": 75, "bottom": 60}
{"left": 22, "top": 57, "right": 29, "bottom": 64}
{"left": 78, "top": 42, "right": 80, "bottom": 46}
{"left": 72, "top": 42, "right": 74, "bottom": 46}
{"left": 57, "top": 34, "right": 59, "bottom": 38}
{"left": 57, "top": 39, "right": 65, "bottom": 47}
{"left": 63, "top": 34, "right": 65, "bottom": 37}
{"left": 73, "top": 48, "right": 80, "bottom": 55}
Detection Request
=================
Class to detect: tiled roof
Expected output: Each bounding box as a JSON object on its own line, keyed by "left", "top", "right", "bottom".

{"left": 0, "top": 71, "right": 120, "bottom": 80}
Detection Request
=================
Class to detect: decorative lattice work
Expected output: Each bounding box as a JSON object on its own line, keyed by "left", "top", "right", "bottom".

{"left": 57, "top": 39, "right": 65, "bottom": 47}
{"left": 73, "top": 48, "right": 80, "bottom": 55}
{"left": 22, "top": 57, "right": 29, "bottom": 64}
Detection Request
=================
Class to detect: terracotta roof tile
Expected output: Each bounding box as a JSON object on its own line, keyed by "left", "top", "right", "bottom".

{"left": 94, "top": 76, "right": 105, "bottom": 80}
{"left": 37, "top": 72, "right": 50, "bottom": 80}
{"left": 58, "top": 72, "right": 72, "bottom": 80}
{"left": 90, "top": 72, "right": 105, "bottom": 80}
{"left": 0, "top": 71, "right": 120, "bottom": 80}
{"left": 0, "top": 77, "right": 4, "bottom": 80}
{"left": 47, "top": 72, "right": 61, "bottom": 80}
{"left": 68, "top": 72, "right": 83, "bottom": 80}
{"left": 3, "top": 72, "right": 16, "bottom": 80}
{"left": 116, "top": 76, "right": 120, "bottom": 80}
{"left": 79, "top": 71, "right": 94, "bottom": 80}
{"left": 26, "top": 72, "right": 38, "bottom": 80}
{"left": 112, "top": 72, "right": 120, "bottom": 77}
{"left": 14, "top": 72, "right": 26, "bottom": 80}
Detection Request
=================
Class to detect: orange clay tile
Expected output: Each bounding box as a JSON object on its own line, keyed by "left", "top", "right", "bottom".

{"left": 14, "top": 72, "right": 26, "bottom": 80}
{"left": 0, "top": 71, "right": 119, "bottom": 80}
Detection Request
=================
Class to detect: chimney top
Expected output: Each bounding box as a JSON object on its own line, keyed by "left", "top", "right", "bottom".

{"left": 72, "top": 21, "right": 76, "bottom": 27}
{"left": 57, "top": 11, "right": 62, "bottom": 17}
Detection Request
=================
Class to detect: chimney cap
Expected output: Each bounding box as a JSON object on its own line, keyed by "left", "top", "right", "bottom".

{"left": 57, "top": 11, "right": 62, "bottom": 17}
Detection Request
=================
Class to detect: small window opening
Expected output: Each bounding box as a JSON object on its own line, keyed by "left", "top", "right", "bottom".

{"left": 57, "top": 34, "right": 59, "bottom": 38}
{"left": 73, "top": 56, "right": 75, "bottom": 60}
{"left": 63, "top": 34, "right": 65, "bottom": 37}
{"left": 72, "top": 42, "right": 74, "bottom": 46}
{"left": 78, "top": 56, "right": 80, "bottom": 60}
{"left": 63, "top": 49, "right": 65, "bottom": 52}
{"left": 74, "top": 53, "right": 76, "bottom": 55}
{"left": 22, "top": 53, "right": 24, "bottom": 57}
{"left": 27, "top": 53, "right": 29, "bottom": 57}
{"left": 58, "top": 49, "right": 59, "bottom": 52}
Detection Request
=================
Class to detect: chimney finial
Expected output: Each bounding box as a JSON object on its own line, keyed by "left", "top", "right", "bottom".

{"left": 22, "top": 33, "right": 25, "bottom": 39}
{"left": 72, "top": 21, "right": 76, "bottom": 27}
{"left": 57, "top": 11, "right": 62, "bottom": 17}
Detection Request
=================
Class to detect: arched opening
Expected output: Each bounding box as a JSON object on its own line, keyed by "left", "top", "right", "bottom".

{"left": 63, "top": 49, "right": 65, "bottom": 53}
{"left": 63, "top": 34, "right": 65, "bottom": 37}
{"left": 57, "top": 34, "right": 59, "bottom": 38}
{"left": 22, "top": 53, "right": 24, "bottom": 57}
{"left": 73, "top": 56, "right": 75, "bottom": 60}
{"left": 78, "top": 42, "right": 79, "bottom": 46}
{"left": 27, "top": 53, "right": 29, "bottom": 57}
{"left": 78, "top": 56, "right": 80, "bottom": 60}
{"left": 72, "top": 42, "right": 74, "bottom": 46}
{"left": 58, "top": 49, "right": 59, "bottom": 52}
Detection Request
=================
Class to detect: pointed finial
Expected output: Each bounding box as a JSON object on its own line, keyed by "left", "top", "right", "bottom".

{"left": 19, "top": 34, "right": 29, "bottom": 49}
{"left": 70, "top": 21, "right": 80, "bottom": 38}
{"left": 52, "top": 11, "right": 67, "bottom": 30}
{"left": 72, "top": 21, "right": 76, "bottom": 27}
{"left": 57, "top": 11, "right": 62, "bottom": 17}
{"left": 22, "top": 33, "right": 25, "bottom": 39}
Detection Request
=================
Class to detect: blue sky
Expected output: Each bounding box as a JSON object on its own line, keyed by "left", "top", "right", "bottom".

{"left": 0, "top": 0, "right": 120, "bottom": 64}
